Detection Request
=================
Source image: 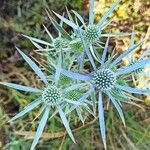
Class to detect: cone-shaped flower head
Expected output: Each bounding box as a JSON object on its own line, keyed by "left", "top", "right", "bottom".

{"left": 84, "top": 25, "right": 101, "bottom": 44}
{"left": 93, "top": 69, "right": 116, "bottom": 91}
{"left": 42, "top": 85, "right": 63, "bottom": 106}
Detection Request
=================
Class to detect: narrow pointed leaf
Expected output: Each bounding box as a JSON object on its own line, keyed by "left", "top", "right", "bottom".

{"left": 31, "top": 41, "right": 43, "bottom": 50}
{"left": 54, "top": 52, "right": 62, "bottom": 85}
{"left": 101, "top": 37, "right": 109, "bottom": 65}
{"left": 90, "top": 45, "right": 100, "bottom": 62}
{"left": 130, "top": 31, "right": 135, "bottom": 47}
{"left": 64, "top": 99, "right": 82, "bottom": 105}
{"left": 51, "top": 17, "right": 71, "bottom": 40}
{"left": 16, "top": 47, "right": 48, "bottom": 85}
{"left": 79, "top": 52, "right": 85, "bottom": 71}
{"left": 98, "top": 91, "right": 106, "bottom": 150}
{"left": 23, "top": 35, "right": 52, "bottom": 46}
{"left": 72, "top": 10, "right": 86, "bottom": 27}
{"left": 107, "top": 92, "right": 125, "bottom": 126}
{"left": 0, "top": 82, "right": 41, "bottom": 93}
{"left": 57, "top": 106, "right": 75, "bottom": 143}
{"left": 30, "top": 106, "right": 50, "bottom": 150}
{"left": 116, "top": 58, "right": 150, "bottom": 76}
{"left": 46, "top": 10, "right": 71, "bottom": 40}
{"left": 115, "top": 84, "right": 150, "bottom": 94}
{"left": 76, "top": 107, "right": 84, "bottom": 124}
{"left": 89, "top": 0, "right": 95, "bottom": 24}
{"left": 128, "top": 31, "right": 135, "bottom": 61}
{"left": 98, "top": 0, "right": 120, "bottom": 26}
{"left": 63, "top": 83, "right": 88, "bottom": 93}
{"left": 43, "top": 24, "right": 54, "bottom": 41}
{"left": 62, "top": 69, "right": 93, "bottom": 81}
{"left": 32, "top": 105, "right": 46, "bottom": 122}
{"left": 9, "top": 98, "right": 42, "bottom": 122}
{"left": 53, "top": 11, "right": 78, "bottom": 30}
{"left": 66, "top": 7, "right": 77, "bottom": 34}
{"left": 109, "top": 40, "right": 143, "bottom": 68}
{"left": 59, "top": 12, "right": 64, "bottom": 27}
{"left": 101, "top": 32, "right": 131, "bottom": 37}
{"left": 101, "top": 19, "right": 113, "bottom": 30}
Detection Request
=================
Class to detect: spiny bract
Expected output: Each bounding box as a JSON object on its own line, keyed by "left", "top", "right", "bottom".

{"left": 93, "top": 69, "right": 116, "bottom": 91}
{"left": 42, "top": 85, "right": 63, "bottom": 106}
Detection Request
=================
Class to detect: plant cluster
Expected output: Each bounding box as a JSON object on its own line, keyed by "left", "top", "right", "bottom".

{"left": 1, "top": 0, "right": 150, "bottom": 149}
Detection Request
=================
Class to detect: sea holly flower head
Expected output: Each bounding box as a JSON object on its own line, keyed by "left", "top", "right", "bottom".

{"left": 0, "top": 47, "right": 92, "bottom": 150}
{"left": 93, "top": 69, "right": 116, "bottom": 91}
{"left": 53, "top": 0, "right": 130, "bottom": 48}
{"left": 83, "top": 25, "right": 101, "bottom": 44}
{"left": 42, "top": 85, "right": 63, "bottom": 107}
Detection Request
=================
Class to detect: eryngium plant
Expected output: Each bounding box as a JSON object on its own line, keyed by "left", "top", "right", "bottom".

{"left": 0, "top": 47, "right": 93, "bottom": 150}
{"left": 53, "top": 0, "right": 131, "bottom": 62}
{"left": 61, "top": 32, "right": 150, "bottom": 149}
{"left": 1, "top": 0, "right": 149, "bottom": 149}
{"left": 22, "top": 0, "right": 130, "bottom": 65}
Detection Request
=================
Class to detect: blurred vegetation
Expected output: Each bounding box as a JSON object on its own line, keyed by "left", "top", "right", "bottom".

{"left": 0, "top": 0, "right": 82, "bottom": 58}
{"left": 0, "top": 0, "right": 150, "bottom": 149}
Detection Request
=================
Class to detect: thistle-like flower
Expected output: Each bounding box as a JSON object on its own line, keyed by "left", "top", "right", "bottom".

{"left": 42, "top": 85, "right": 63, "bottom": 106}
{"left": 52, "top": 0, "right": 132, "bottom": 63}
{"left": 93, "top": 69, "right": 116, "bottom": 91}
{"left": 84, "top": 25, "right": 101, "bottom": 44}
{"left": 53, "top": 37, "right": 68, "bottom": 49}
{"left": 1, "top": 0, "right": 148, "bottom": 149}
{"left": 53, "top": 0, "right": 122, "bottom": 44}
{"left": 61, "top": 29, "right": 150, "bottom": 149}
{"left": 0, "top": 48, "right": 91, "bottom": 150}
